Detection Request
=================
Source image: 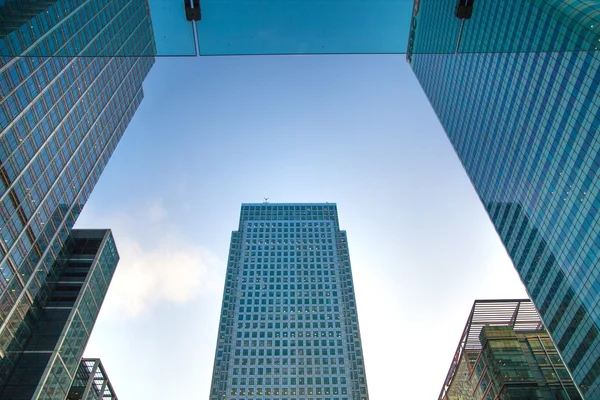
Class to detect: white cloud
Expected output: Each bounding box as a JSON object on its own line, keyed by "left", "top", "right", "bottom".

{"left": 146, "top": 200, "right": 167, "bottom": 223}
{"left": 75, "top": 201, "right": 222, "bottom": 317}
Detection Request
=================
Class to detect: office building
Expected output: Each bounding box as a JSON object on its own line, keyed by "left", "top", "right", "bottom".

{"left": 439, "top": 299, "right": 581, "bottom": 400}
{"left": 408, "top": 0, "right": 600, "bottom": 396}
{"left": 66, "top": 358, "right": 118, "bottom": 400}
{"left": 209, "top": 203, "right": 369, "bottom": 400}
{"left": 0, "top": 0, "right": 154, "bottom": 394}
{"left": 0, "top": 229, "right": 119, "bottom": 399}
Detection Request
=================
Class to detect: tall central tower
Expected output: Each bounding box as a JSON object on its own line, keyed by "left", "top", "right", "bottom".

{"left": 209, "top": 203, "right": 369, "bottom": 400}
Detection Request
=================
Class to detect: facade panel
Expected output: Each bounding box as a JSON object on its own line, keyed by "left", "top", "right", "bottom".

{"left": 209, "top": 203, "right": 369, "bottom": 400}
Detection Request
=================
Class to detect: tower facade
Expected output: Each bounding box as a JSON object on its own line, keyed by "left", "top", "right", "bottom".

{"left": 0, "top": 0, "right": 154, "bottom": 391}
{"left": 0, "top": 229, "right": 119, "bottom": 400}
{"left": 209, "top": 203, "right": 369, "bottom": 400}
{"left": 408, "top": 0, "right": 600, "bottom": 397}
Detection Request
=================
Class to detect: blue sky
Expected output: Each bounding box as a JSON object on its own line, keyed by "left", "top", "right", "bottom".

{"left": 75, "top": 55, "right": 527, "bottom": 399}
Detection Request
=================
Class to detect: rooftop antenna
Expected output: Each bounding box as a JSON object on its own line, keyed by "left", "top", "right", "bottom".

{"left": 264, "top": 197, "right": 269, "bottom": 203}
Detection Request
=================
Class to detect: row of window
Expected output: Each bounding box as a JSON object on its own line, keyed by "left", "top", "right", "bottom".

{"left": 238, "top": 313, "right": 339, "bottom": 320}
{"left": 233, "top": 358, "right": 347, "bottom": 367}
{"left": 245, "top": 240, "right": 334, "bottom": 245}
{"left": 245, "top": 221, "right": 334, "bottom": 227}
{"left": 240, "top": 284, "right": 336, "bottom": 291}
{"left": 238, "top": 290, "right": 338, "bottom": 298}
{"left": 242, "top": 280, "right": 335, "bottom": 286}
{"left": 228, "top": 397, "right": 348, "bottom": 400}
{"left": 238, "top": 298, "right": 339, "bottom": 305}
{"left": 235, "top": 348, "right": 344, "bottom": 357}
{"left": 243, "top": 273, "right": 335, "bottom": 279}
{"left": 238, "top": 306, "right": 340, "bottom": 312}
{"left": 246, "top": 226, "right": 332, "bottom": 232}
{"left": 235, "top": 339, "right": 343, "bottom": 346}
{"left": 231, "top": 366, "right": 347, "bottom": 376}
{"left": 236, "top": 331, "right": 342, "bottom": 339}
{"left": 230, "top": 387, "right": 348, "bottom": 396}
{"left": 241, "top": 209, "right": 336, "bottom": 217}
{"left": 234, "top": 322, "right": 343, "bottom": 331}
{"left": 240, "top": 264, "right": 337, "bottom": 272}
{"left": 245, "top": 251, "right": 335, "bottom": 257}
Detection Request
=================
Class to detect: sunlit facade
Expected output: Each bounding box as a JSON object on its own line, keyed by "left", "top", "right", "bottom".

{"left": 209, "top": 203, "right": 369, "bottom": 400}
{"left": 409, "top": 0, "right": 600, "bottom": 397}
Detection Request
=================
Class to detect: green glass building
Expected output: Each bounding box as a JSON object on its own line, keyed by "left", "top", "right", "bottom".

{"left": 209, "top": 203, "right": 369, "bottom": 400}
{"left": 440, "top": 300, "right": 581, "bottom": 400}
{"left": 408, "top": 0, "right": 600, "bottom": 397}
{"left": 0, "top": 229, "right": 119, "bottom": 400}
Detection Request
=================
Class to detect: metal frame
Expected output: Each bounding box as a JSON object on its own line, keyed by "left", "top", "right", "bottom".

{"left": 438, "top": 299, "right": 543, "bottom": 400}
{"left": 68, "top": 358, "right": 118, "bottom": 400}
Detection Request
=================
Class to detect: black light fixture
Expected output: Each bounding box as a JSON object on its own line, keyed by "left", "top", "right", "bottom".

{"left": 185, "top": 0, "right": 201, "bottom": 21}
{"left": 455, "top": 0, "right": 474, "bottom": 19}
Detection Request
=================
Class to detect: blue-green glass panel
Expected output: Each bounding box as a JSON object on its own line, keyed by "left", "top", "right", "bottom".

{"left": 148, "top": 0, "right": 196, "bottom": 56}
{"left": 0, "top": 0, "right": 195, "bottom": 57}
{"left": 196, "top": 0, "right": 599, "bottom": 56}
{"left": 2, "top": 0, "right": 599, "bottom": 56}
{"left": 408, "top": 0, "right": 599, "bottom": 59}
{"left": 196, "top": 0, "right": 413, "bottom": 55}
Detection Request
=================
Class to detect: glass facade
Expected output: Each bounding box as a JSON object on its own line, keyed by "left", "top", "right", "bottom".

{"left": 4, "top": 0, "right": 598, "bottom": 57}
{"left": 66, "top": 358, "right": 118, "bottom": 400}
{"left": 194, "top": 0, "right": 412, "bottom": 55}
{"left": 209, "top": 203, "right": 369, "bottom": 400}
{"left": 409, "top": 0, "right": 600, "bottom": 397}
{"left": 0, "top": 0, "right": 166, "bottom": 57}
{"left": 441, "top": 300, "right": 581, "bottom": 400}
{"left": 405, "top": 0, "right": 599, "bottom": 62}
{"left": 0, "top": 229, "right": 119, "bottom": 400}
{"left": 0, "top": 0, "right": 154, "bottom": 395}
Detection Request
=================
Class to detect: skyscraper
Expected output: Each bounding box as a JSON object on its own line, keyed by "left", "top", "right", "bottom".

{"left": 0, "top": 0, "right": 155, "bottom": 396}
{"left": 439, "top": 299, "right": 581, "bottom": 400}
{"left": 408, "top": 0, "right": 600, "bottom": 397}
{"left": 0, "top": 229, "right": 119, "bottom": 399}
{"left": 209, "top": 203, "right": 369, "bottom": 400}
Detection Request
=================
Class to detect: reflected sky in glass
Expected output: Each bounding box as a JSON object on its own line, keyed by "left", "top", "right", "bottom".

{"left": 2, "top": 0, "right": 598, "bottom": 56}
{"left": 196, "top": 0, "right": 413, "bottom": 55}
